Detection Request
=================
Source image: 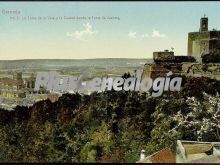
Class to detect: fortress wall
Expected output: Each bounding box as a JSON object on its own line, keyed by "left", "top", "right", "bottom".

{"left": 142, "top": 63, "right": 220, "bottom": 81}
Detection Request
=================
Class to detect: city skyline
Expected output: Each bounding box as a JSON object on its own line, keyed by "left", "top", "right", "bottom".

{"left": 1, "top": 2, "right": 220, "bottom": 60}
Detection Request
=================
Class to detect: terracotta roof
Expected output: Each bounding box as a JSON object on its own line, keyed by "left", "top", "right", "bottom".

{"left": 0, "top": 78, "right": 23, "bottom": 85}
{"left": 48, "top": 93, "right": 59, "bottom": 103}
{"left": 137, "top": 148, "right": 176, "bottom": 163}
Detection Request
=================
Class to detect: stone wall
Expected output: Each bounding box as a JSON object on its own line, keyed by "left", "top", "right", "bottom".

{"left": 142, "top": 63, "right": 220, "bottom": 80}
{"left": 188, "top": 32, "right": 210, "bottom": 62}
{"left": 188, "top": 31, "right": 220, "bottom": 62}
{"left": 141, "top": 63, "right": 182, "bottom": 79}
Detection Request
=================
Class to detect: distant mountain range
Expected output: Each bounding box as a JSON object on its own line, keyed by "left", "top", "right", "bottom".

{"left": 0, "top": 58, "right": 153, "bottom": 71}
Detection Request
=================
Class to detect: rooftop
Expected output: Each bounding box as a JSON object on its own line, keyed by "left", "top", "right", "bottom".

{"left": 177, "top": 140, "right": 220, "bottom": 163}
{"left": 0, "top": 77, "right": 23, "bottom": 86}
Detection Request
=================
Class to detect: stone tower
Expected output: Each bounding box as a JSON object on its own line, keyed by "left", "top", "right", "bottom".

{"left": 200, "top": 16, "right": 208, "bottom": 32}
{"left": 188, "top": 16, "right": 220, "bottom": 63}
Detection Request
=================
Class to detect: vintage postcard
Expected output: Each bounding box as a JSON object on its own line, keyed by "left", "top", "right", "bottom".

{"left": 0, "top": 1, "right": 220, "bottom": 163}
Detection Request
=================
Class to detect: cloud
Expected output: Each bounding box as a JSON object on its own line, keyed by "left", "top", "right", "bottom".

{"left": 151, "top": 29, "right": 166, "bottom": 38}
{"left": 128, "top": 31, "right": 137, "bottom": 38}
{"left": 128, "top": 30, "right": 166, "bottom": 39}
{"left": 66, "top": 23, "right": 96, "bottom": 41}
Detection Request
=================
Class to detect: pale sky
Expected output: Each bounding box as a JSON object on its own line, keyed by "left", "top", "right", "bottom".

{"left": 1, "top": 2, "right": 220, "bottom": 60}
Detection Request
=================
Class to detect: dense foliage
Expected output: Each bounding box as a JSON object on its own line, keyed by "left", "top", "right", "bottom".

{"left": 0, "top": 76, "right": 219, "bottom": 163}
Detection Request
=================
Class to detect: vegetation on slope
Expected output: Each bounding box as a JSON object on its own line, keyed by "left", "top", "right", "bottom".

{"left": 0, "top": 76, "right": 219, "bottom": 163}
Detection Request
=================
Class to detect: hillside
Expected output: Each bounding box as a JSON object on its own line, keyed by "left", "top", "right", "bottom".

{"left": 0, "top": 76, "right": 219, "bottom": 163}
